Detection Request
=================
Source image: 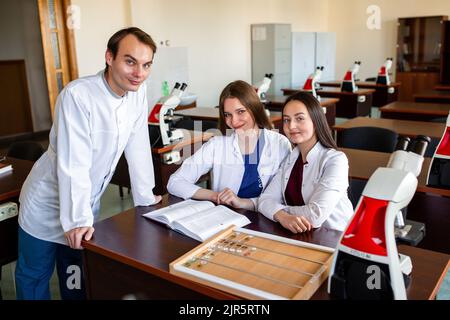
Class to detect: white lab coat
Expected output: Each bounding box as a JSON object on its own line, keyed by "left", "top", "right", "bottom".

{"left": 19, "top": 71, "right": 157, "bottom": 245}
{"left": 258, "top": 142, "right": 353, "bottom": 231}
{"left": 167, "top": 129, "right": 292, "bottom": 207}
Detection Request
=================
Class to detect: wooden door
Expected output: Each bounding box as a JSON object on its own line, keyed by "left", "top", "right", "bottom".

{"left": 0, "top": 61, "right": 33, "bottom": 136}
{"left": 37, "top": 0, "right": 78, "bottom": 119}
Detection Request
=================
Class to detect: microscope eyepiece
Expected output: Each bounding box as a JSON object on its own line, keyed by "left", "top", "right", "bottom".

{"left": 395, "top": 136, "right": 410, "bottom": 151}
{"left": 409, "top": 135, "right": 431, "bottom": 156}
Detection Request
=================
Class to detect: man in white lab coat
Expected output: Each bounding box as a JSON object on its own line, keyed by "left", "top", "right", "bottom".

{"left": 15, "top": 27, "right": 162, "bottom": 300}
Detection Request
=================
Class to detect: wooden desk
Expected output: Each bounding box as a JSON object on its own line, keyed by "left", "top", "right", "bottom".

{"left": 264, "top": 95, "right": 338, "bottom": 127}
{"left": 342, "top": 148, "right": 449, "bottom": 197}
{"left": 333, "top": 117, "right": 445, "bottom": 140}
{"left": 0, "top": 158, "right": 34, "bottom": 275}
{"left": 414, "top": 90, "right": 450, "bottom": 104}
{"left": 282, "top": 87, "right": 374, "bottom": 118}
{"left": 82, "top": 195, "right": 450, "bottom": 300}
{"left": 174, "top": 107, "right": 284, "bottom": 134}
{"left": 319, "top": 81, "right": 401, "bottom": 108}
{"left": 342, "top": 148, "right": 450, "bottom": 254}
{"left": 435, "top": 85, "right": 450, "bottom": 91}
{"left": 110, "top": 130, "right": 214, "bottom": 195}
{"left": 380, "top": 101, "right": 450, "bottom": 121}
{"left": 174, "top": 107, "right": 220, "bottom": 121}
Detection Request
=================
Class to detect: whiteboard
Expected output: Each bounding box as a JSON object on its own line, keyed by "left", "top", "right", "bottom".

{"left": 316, "top": 32, "right": 336, "bottom": 82}
{"left": 145, "top": 46, "right": 189, "bottom": 112}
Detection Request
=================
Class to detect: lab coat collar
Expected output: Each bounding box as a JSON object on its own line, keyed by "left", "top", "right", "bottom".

{"left": 288, "top": 141, "right": 323, "bottom": 165}
{"left": 100, "top": 70, "right": 127, "bottom": 100}
{"left": 304, "top": 141, "right": 322, "bottom": 164}
{"left": 230, "top": 128, "right": 272, "bottom": 160}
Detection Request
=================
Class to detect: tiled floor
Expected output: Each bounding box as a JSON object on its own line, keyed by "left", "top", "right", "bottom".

{"left": 437, "top": 269, "right": 450, "bottom": 300}
{"left": 0, "top": 184, "right": 134, "bottom": 300}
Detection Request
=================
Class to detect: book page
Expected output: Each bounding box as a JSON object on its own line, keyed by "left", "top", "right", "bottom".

{"left": 142, "top": 200, "right": 214, "bottom": 225}
{"left": 172, "top": 206, "right": 250, "bottom": 241}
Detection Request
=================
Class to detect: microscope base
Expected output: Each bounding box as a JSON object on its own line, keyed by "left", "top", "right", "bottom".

{"left": 395, "top": 219, "right": 425, "bottom": 247}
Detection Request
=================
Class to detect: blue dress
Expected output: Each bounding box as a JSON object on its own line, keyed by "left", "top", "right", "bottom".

{"left": 237, "top": 132, "right": 265, "bottom": 198}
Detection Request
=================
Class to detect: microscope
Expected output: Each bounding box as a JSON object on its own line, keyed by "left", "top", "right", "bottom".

{"left": 376, "top": 58, "right": 394, "bottom": 85}
{"left": 341, "top": 61, "right": 361, "bottom": 93}
{"left": 427, "top": 111, "right": 450, "bottom": 189}
{"left": 255, "top": 73, "right": 273, "bottom": 103}
{"left": 303, "top": 66, "right": 324, "bottom": 101}
{"left": 328, "top": 135, "right": 430, "bottom": 300}
{"left": 148, "top": 82, "right": 187, "bottom": 147}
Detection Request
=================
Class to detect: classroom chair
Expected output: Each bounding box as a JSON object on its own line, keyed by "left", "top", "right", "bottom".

{"left": 337, "top": 126, "right": 398, "bottom": 153}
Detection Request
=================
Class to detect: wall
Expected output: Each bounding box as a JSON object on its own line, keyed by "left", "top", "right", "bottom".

{"left": 3, "top": 0, "right": 449, "bottom": 131}
{"left": 328, "top": 0, "right": 450, "bottom": 82}
{"left": 131, "top": 0, "right": 329, "bottom": 105}
{"left": 0, "top": 0, "right": 51, "bottom": 132}
{"left": 72, "top": 0, "right": 329, "bottom": 106}
{"left": 71, "top": 0, "right": 131, "bottom": 76}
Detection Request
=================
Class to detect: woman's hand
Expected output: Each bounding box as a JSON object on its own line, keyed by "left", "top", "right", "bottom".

{"left": 193, "top": 189, "right": 220, "bottom": 203}
{"left": 217, "top": 188, "right": 255, "bottom": 210}
{"left": 273, "top": 210, "right": 312, "bottom": 233}
{"left": 217, "top": 188, "right": 244, "bottom": 208}
{"left": 152, "top": 195, "right": 163, "bottom": 205}
{"left": 193, "top": 188, "right": 254, "bottom": 210}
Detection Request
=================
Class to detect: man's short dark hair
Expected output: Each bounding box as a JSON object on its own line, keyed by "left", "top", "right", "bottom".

{"left": 105, "top": 27, "right": 157, "bottom": 70}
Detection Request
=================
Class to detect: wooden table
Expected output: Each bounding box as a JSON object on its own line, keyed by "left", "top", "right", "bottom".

{"left": 319, "top": 80, "right": 401, "bottom": 108}
{"left": 414, "top": 90, "right": 450, "bottom": 104}
{"left": 264, "top": 95, "right": 338, "bottom": 127}
{"left": 174, "top": 107, "right": 284, "bottom": 134}
{"left": 282, "top": 87, "right": 375, "bottom": 118}
{"left": 435, "top": 85, "right": 450, "bottom": 91}
{"left": 380, "top": 101, "right": 450, "bottom": 121}
{"left": 342, "top": 147, "right": 450, "bottom": 254}
{"left": 333, "top": 117, "right": 445, "bottom": 140}
{"left": 82, "top": 195, "right": 450, "bottom": 300}
{"left": 110, "top": 130, "right": 214, "bottom": 195}
{"left": 0, "top": 157, "right": 34, "bottom": 297}
{"left": 342, "top": 148, "right": 449, "bottom": 197}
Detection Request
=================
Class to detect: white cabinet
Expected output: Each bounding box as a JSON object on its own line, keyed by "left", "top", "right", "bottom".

{"left": 291, "top": 32, "right": 315, "bottom": 88}
{"left": 251, "top": 24, "right": 292, "bottom": 96}
{"left": 291, "top": 32, "right": 336, "bottom": 87}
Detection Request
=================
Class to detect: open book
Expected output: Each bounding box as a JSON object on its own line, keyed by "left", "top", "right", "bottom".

{"left": 142, "top": 199, "right": 251, "bottom": 242}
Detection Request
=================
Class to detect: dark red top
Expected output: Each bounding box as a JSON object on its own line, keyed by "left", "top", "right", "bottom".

{"left": 284, "top": 154, "right": 306, "bottom": 206}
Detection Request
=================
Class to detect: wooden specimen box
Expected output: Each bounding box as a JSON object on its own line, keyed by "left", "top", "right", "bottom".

{"left": 170, "top": 226, "right": 335, "bottom": 300}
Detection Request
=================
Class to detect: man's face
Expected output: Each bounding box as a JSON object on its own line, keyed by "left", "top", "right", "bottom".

{"left": 105, "top": 34, "right": 154, "bottom": 96}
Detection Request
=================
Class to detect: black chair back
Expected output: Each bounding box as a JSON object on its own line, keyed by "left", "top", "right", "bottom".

{"left": 348, "top": 178, "right": 367, "bottom": 208}
{"left": 338, "top": 126, "right": 398, "bottom": 153}
{"left": 7, "top": 141, "right": 44, "bottom": 161}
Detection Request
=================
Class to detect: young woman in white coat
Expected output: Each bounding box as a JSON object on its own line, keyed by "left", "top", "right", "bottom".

{"left": 167, "top": 80, "right": 291, "bottom": 210}
{"left": 258, "top": 91, "right": 353, "bottom": 233}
